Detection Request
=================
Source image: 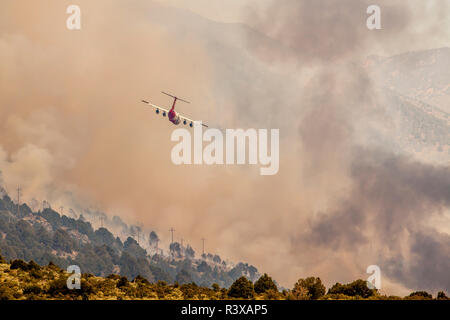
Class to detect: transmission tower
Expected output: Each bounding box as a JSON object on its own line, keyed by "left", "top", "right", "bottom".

{"left": 169, "top": 227, "right": 175, "bottom": 244}
{"left": 16, "top": 186, "right": 22, "bottom": 217}
{"left": 201, "top": 238, "right": 206, "bottom": 255}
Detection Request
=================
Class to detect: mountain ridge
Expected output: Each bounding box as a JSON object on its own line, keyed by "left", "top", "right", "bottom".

{"left": 0, "top": 187, "right": 260, "bottom": 288}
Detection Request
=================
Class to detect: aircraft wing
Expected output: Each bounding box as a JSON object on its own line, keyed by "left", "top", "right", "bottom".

{"left": 141, "top": 99, "right": 208, "bottom": 127}
{"left": 178, "top": 114, "right": 209, "bottom": 128}
{"left": 141, "top": 100, "right": 170, "bottom": 114}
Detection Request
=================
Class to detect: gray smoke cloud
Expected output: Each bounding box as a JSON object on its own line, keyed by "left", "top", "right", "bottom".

{"left": 248, "top": 0, "right": 448, "bottom": 63}
{"left": 241, "top": 0, "right": 450, "bottom": 293}
{"left": 301, "top": 150, "right": 450, "bottom": 290}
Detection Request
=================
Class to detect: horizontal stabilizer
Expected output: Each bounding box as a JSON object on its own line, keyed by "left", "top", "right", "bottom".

{"left": 161, "top": 91, "right": 190, "bottom": 104}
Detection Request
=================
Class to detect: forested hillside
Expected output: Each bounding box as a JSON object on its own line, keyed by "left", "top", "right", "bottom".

{"left": 0, "top": 188, "right": 259, "bottom": 288}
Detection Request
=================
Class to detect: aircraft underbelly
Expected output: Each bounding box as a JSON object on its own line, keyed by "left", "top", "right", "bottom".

{"left": 170, "top": 114, "right": 181, "bottom": 125}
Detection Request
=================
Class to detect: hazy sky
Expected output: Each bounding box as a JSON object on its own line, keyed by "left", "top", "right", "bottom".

{"left": 0, "top": 0, "right": 449, "bottom": 294}
{"left": 158, "top": 0, "right": 450, "bottom": 53}
{"left": 155, "top": 0, "right": 267, "bottom": 23}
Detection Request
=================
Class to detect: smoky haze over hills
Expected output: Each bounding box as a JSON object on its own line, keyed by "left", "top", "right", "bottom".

{"left": 367, "top": 47, "right": 450, "bottom": 113}
{"left": 0, "top": 0, "right": 449, "bottom": 294}
{"left": 0, "top": 186, "right": 261, "bottom": 288}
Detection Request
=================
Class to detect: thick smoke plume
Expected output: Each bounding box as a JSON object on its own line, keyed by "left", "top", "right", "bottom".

{"left": 0, "top": 0, "right": 449, "bottom": 293}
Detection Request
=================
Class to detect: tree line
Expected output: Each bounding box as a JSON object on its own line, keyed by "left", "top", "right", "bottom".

{"left": 0, "top": 256, "right": 448, "bottom": 300}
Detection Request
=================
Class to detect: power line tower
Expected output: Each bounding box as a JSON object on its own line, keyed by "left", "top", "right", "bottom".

{"left": 42, "top": 200, "right": 51, "bottom": 210}
{"left": 60, "top": 206, "right": 64, "bottom": 216}
{"left": 169, "top": 227, "right": 175, "bottom": 244}
{"left": 16, "top": 186, "right": 22, "bottom": 217}
{"left": 201, "top": 238, "right": 206, "bottom": 255}
{"left": 181, "top": 238, "right": 184, "bottom": 247}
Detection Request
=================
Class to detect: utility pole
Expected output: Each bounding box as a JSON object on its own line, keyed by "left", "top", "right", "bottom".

{"left": 60, "top": 206, "right": 64, "bottom": 215}
{"left": 16, "top": 186, "right": 22, "bottom": 217}
{"left": 201, "top": 238, "right": 206, "bottom": 255}
{"left": 137, "top": 229, "right": 140, "bottom": 244}
{"left": 42, "top": 200, "right": 51, "bottom": 210}
{"left": 169, "top": 227, "right": 175, "bottom": 244}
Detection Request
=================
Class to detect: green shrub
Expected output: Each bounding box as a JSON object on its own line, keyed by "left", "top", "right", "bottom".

{"left": 254, "top": 273, "right": 278, "bottom": 294}
{"left": 228, "top": 277, "right": 254, "bottom": 299}
{"left": 212, "top": 283, "right": 220, "bottom": 292}
{"left": 180, "top": 283, "right": 200, "bottom": 299}
{"left": 24, "top": 285, "right": 43, "bottom": 295}
{"left": 47, "top": 277, "right": 71, "bottom": 296}
{"left": 10, "top": 259, "right": 29, "bottom": 271}
{"left": 106, "top": 274, "right": 121, "bottom": 280}
{"left": 292, "top": 277, "right": 326, "bottom": 300}
{"left": 263, "top": 289, "right": 281, "bottom": 300}
{"left": 133, "top": 275, "right": 150, "bottom": 285}
{"left": 30, "top": 269, "right": 44, "bottom": 279}
{"left": 28, "top": 260, "right": 40, "bottom": 271}
{"left": 117, "top": 276, "right": 129, "bottom": 288}
{"left": 0, "top": 285, "right": 15, "bottom": 300}
{"left": 407, "top": 291, "right": 433, "bottom": 300}
{"left": 47, "top": 261, "right": 61, "bottom": 271}
{"left": 437, "top": 291, "right": 449, "bottom": 300}
{"left": 328, "top": 279, "right": 375, "bottom": 299}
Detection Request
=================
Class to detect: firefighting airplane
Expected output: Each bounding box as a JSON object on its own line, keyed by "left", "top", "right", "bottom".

{"left": 141, "top": 92, "right": 208, "bottom": 128}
